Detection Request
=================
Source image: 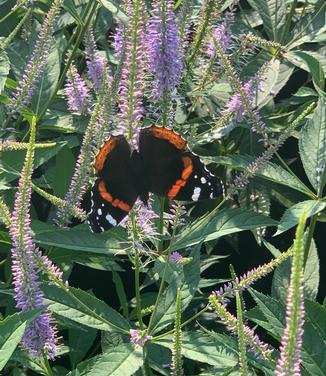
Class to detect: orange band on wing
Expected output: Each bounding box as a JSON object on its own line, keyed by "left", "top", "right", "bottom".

{"left": 149, "top": 126, "right": 187, "bottom": 150}
{"left": 98, "top": 181, "right": 131, "bottom": 212}
{"left": 168, "top": 156, "right": 193, "bottom": 199}
{"left": 94, "top": 137, "right": 118, "bottom": 175}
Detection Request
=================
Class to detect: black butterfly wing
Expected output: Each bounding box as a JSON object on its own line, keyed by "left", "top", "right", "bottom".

{"left": 139, "top": 125, "right": 225, "bottom": 201}
{"left": 139, "top": 126, "right": 186, "bottom": 197}
{"left": 88, "top": 135, "right": 138, "bottom": 233}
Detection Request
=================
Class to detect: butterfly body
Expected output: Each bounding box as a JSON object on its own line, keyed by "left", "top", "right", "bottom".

{"left": 88, "top": 125, "right": 224, "bottom": 233}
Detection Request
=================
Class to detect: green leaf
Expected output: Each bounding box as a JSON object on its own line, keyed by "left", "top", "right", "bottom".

{"left": 31, "top": 42, "right": 60, "bottom": 114}
{"left": 32, "top": 222, "right": 128, "bottom": 254}
{"left": 53, "top": 146, "right": 75, "bottom": 198}
{"left": 151, "top": 246, "right": 200, "bottom": 333}
{"left": 0, "top": 309, "right": 42, "bottom": 371}
{"left": 272, "top": 239, "right": 320, "bottom": 303}
{"left": 257, "top": 60, "right": 294, "bottom": 107}
{"left": 299, "top": 97, "right": 326, "bottom": 193}
{"left": 0, "top": 141, "right": 68, "bottom": 185}
{"left": 288, "top": 0, "right": 326, "bottom": 48}
{"left": 43, "top": 285, "right": 131, "bottom": 332}
{"left": 147, "top": 344, "right": 171, "bottom": 376}
{"left": 67, "top": 343, "right": 143, "bottom": 376}
{"left": 0, "top": 50, "right": 10, "bottom": 94}
{"left": 69, "top": 326, "right": 98, "bottom": 368}
{"left": 248, "top": 289, "right": 285, "bottom": 338}
{"left": 157, "top": 331, "right": 238, "bottom": 368}
{"left": 301, "top": 301, "right": 326, "bottom": 375}
{"left": 247, "top": 0, "right": 286, "bottom": 41}
{"left": 171, "top": 208, "right": 277, "bottom": 251}
{"left": 275, "top": 200, "right": 326, "bottom": 235}
{"left": 99, "top": 0, "right": 128, "bottom": 25}
{"left": 285, "top": 51, "right": 325, "bottom": 90}
{"left": 207, "top": 155, "right": 314, "bottom": 197}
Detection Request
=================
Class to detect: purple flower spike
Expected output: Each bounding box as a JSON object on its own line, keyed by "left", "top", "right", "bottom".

{"left": 130, "top": 329, "right": 152, "bottom": 348}
{"left": 7, "top": 0, "right": 63, "bottom": 114}
{"left": 147, "top": 0, "right": 182, "bottom": 98}
{"left": 10, "top": 167, "right": 58, "bottom": 358}
{"left": 113, "top": 23, "right": 126, "bottom": 60}
{"left": 207, "top": 23, "right": 231, "bottom": 56}
{"left": 224, "top": 80, "right": 255, "bottom": 121}
{"left": 84, "top": 29, "right": 109, "bottom": 92}
{"left": 64, "top": 63, "right": 90, "bottom": 114}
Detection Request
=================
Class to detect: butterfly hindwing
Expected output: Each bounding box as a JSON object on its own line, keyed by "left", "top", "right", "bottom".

{"left": 171, "top": 152, "right": 225, "bottom": 201}
{"left": 88, "top": 136, "right": 138, "bottom": 233}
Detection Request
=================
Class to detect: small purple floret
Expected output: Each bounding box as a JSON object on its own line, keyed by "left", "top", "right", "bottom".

{"left": 130, "top": 329, "right": 152, "bottom": 348}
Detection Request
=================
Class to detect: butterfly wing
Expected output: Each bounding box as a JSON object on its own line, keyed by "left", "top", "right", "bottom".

{"left": 88, "top": 135, "right": 138, "bottom": 233}
{"left": 139, "top": 125, "right": 225, "bottom": 201}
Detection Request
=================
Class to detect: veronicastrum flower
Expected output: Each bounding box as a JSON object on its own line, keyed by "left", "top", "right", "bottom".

{"left": 10, "top": 118, "right": 59, "bottom": 358}
{"left": 64, "top": 63, "right": 90, "bottom": 114}
{"left": 7, "top": 0, "right": 63, "bottom": 114}
{"left": 147, "top": 0, "right": 182, "bottom": 98}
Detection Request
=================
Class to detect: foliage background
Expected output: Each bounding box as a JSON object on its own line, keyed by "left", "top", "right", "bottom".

{"left": 0, "top": 0, "right": 325, "bottom": 375}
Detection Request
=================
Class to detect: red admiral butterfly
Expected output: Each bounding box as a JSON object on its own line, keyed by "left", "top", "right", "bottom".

{"left": 88, "top": 125, "right": 224, "bottom": 233}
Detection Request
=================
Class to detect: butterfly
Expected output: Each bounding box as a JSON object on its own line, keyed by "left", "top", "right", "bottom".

{"left": 87, "top": 125, "right": 225, "bottom": 233}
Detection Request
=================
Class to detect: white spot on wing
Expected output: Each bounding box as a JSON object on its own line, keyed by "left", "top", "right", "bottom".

{"left": 192, "top": 187, "right": 201, "bottom": 201}
{"left": 98, "top": 209, "right": 102, "bottom": 215}
{"left": 106, "top": 213, "right": 117, "bottom": 226}
{"left": 201, "top": 177, "right": 207, "bottom": 184}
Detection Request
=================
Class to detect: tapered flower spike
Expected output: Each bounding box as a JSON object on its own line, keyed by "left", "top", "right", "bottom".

{"left": 209, "top": 294, "right": 273, "bottom": 360}
{"left": 7, "top": 0, "right": 63, "bottom": 114}
{"left": 147, "top": 0, "right": 182, "bottom": 98}
{"left": 9, "top": 117, "right": 59, "bottom": 358}
{"left": 56, "top": 67, "right": 110, "bottom": 226}
{"left": 84, "top": 28, "right": 110, "bottom": 92}
{"left": 171, "top": 288, "right": 183, "bottom": 375}
{"left": 64, "top": 62, "right": 90, "bottom": 114}
{"left": 117, "top": 0, "right": 147, "bottom": 144}
{"left": 213, "top": 249, "right": 292, "bottom": 305}
{"left": 228, "top": 102, "right": 316, "bottom": 195}
{"left": 275, "top": 210, "right": 307, "bottom": 376}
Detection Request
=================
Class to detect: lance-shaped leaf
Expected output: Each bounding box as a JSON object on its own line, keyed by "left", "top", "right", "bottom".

{"left": 299, "top": 97, "right": 326, "bottom": 193}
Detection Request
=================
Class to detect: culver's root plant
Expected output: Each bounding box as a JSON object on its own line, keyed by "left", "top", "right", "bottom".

{"left": 0, "top": 0, "right": 325, "bottom": 375}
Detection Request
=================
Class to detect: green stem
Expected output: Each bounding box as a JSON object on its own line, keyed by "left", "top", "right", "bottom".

{"left": 135, "top": 247, "right": 144, "bottom": 329}
{"left": 280, "top": 0, "right": 298, "bottom": 44}
{"left": 42, "top": 352, "right": 53, "bottom": 376}
{"left": 157, "top": 197, "right": 166, "bottom": 253}
{"left": 147, "top": 208, "right": 181, "bottom": 333}
{"left": 38, "top": 0, "right": 97, "bottom": 120}
{"left": 153, "top": 305, "right": 210, "bottom": 341}
{"left": 0, "top": 8, "right": 32, "bottom": 50}
{"left": 235, "top": 291, "right": 249, "bottom": 376}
